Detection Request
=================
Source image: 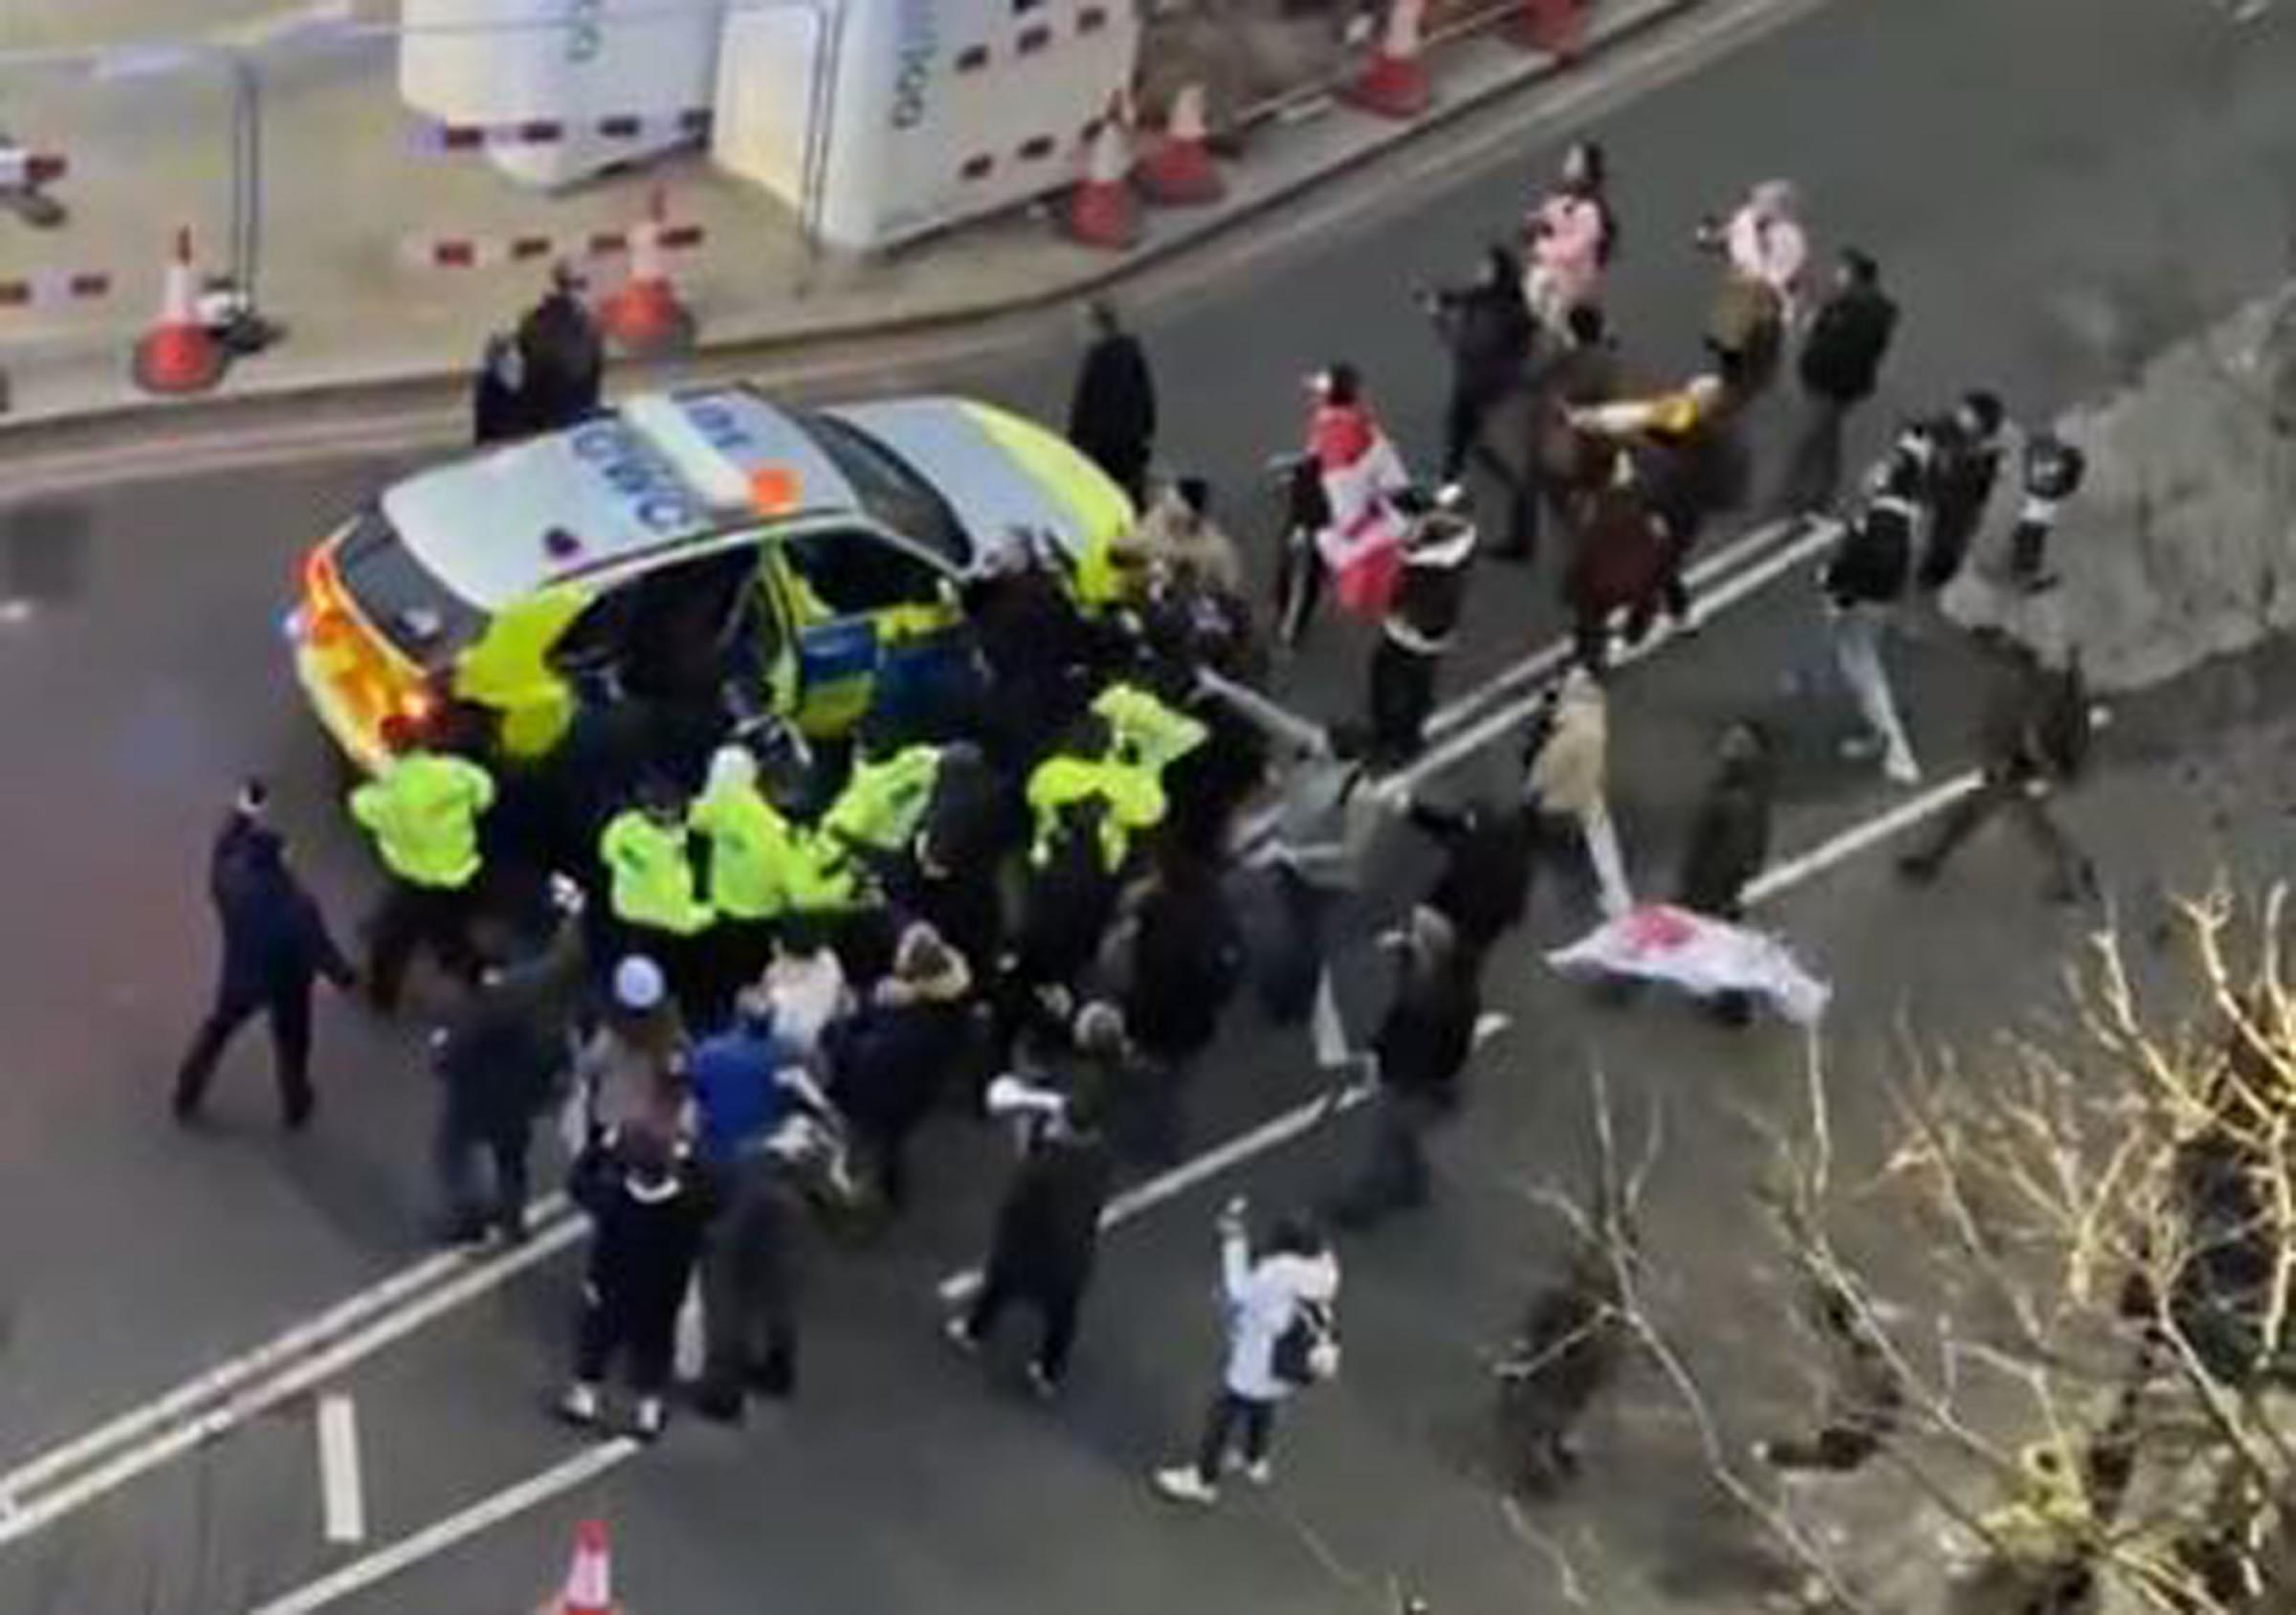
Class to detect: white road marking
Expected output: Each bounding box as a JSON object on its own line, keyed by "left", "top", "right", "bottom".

{"left": 1742, "top": 771, "right": 1980, "bottom": 905}
{"left": 0, "top": 1213, "right": 585, "bottom": 1547}
{"left": 0, "top": 1192, "right": 570, "bottom": 1512}
{"left": 316, "top": 1394, "right": 365, "bottom": 1547}
{"left": 248, "top": 1439, "right": 640, "bottom": 1615}
{"left": 938, "top": 751, "right": 1981, "bottom": 1304}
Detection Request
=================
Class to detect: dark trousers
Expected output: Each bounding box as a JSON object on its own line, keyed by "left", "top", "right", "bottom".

{"left": 573, "top": 1289, "right": 677, "bottom": 1396}
{"left": 433, "top": 1108, "right": 532, "bottom": 1237}
{"left": 1905, "top": 768, "right": 2088, "bottom": 894}
{"left": 698, "top": 1230, "right": 797, "bottom": 1404}
{"left": 1260, "top": 868, "right": 1333, "bottom": 1026}
{"left": 174, "top": 980, "right": 314, "bottom": 1120}
{"left": 966, "top": 1261, "right": 1087, "bottom": 1383}
{"left": 365, "top": 877, "right": 482, "bottom": 1012}
{"left": 1274, "top": 526, "right": 1324, "bottom": 649}
{"left": 1336, "top": 1087, "right": 1439, "bottom": 1226}
{"left": 1919, "top": 501, "right": 1984, "bottom": 591}
{"left": 1090, "top": 442, "right": 1152, "bottom": 510}
{"left": 1442, "top": 379, "right": 1510, "bottom": 483}
{"left": 1777, "top": 391, "right": 1853, "bottom": 518}
{"left": 1194, "top": 1390, "right": 1276, "bottom": 1484}
{"left": 1367, "top": 639, "right": 1441, "bottom": 766}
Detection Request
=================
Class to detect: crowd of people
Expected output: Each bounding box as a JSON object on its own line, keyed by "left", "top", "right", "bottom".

{"left": 175, "top": 143, "right": 2105, "bottom": 1493}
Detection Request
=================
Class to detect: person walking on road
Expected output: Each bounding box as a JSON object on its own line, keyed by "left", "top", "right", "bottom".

{"left": 1699, "top": 180, "right": 1807, "bottom": 394}
{"left": 1153, "top": 1200, "right": 1340, "bottom": 1505}
{"left": 2008, "top": 430, "right": 2086, "bottom": 592}
{"left": 1331, "top": 905, "right": 1481, "bottom": 1228}
{"left": 1066, "top": 299, "right": 1159, "bottom": 508}
{"left": 516, "top": 260, "right": 604, "bottom": 432}
{"left": 1513, "top": 302, "right": 1622, "bottom": 562}
{"left": 174, "top": 780, "right": 358, "bottom": 1128}
{"left": 1526, "top": 668, "right": 1632, "bottom": 918}
{"left": 1674, "top": 719, "right": 1775, "bottom": 1026}
{"left": 1896, "top": 628, "right": 2097, "bottom": 902}
{"left": 1251, "top": 722, "right": 1378, "bottom": 1027}
{"left": 350, "top": 735, "right": 494, "bottom": 1013}
{"left": 947, "top": 1082, "right": 1116, "bottom": 1398}
{"left": 1818, "top": 449, "right": 1925, "bottom": 785}
{"left": 1522, "top": 140, "right": 1616, "bottom": 338}
{"left": 560, "top": 1126, "right": 715, "bottom": 1442}
{"left": 572, "top": 955, "right": 690, "bottom": 1150}
{"left": 1365, "top": 483, "right": 1477, "bottom": 768}
{"left": 1422, "top": 244, "right": 1534, "bottom": 484}
{"left": 1405, "top": 787, "right": 1540, "bottom": 978}
{"left": 1107, "top": 846, "right": 1245, "bottom": 1162}
{"left": 1777, "top": 249, "right": 1899, "bottom": 520}
{"left": 694, "top": 1113, "right": 819, "bottom": 1420}
{"left": 471, "top": 332, "right": 532, "bottom": 446}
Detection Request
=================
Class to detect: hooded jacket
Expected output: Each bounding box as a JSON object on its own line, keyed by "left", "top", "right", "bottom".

{"left": 1674, "top": 747, "right": 1775, "bottom": 920}
{"left": 1221, "top": 1229, "right": 1341, "bottom": 1401}
{"left": 1383, "top": 510, "right": 1476, "bottom": 655}
{"left": 1526, "top": 674, "right": 1609, "bottom": 821}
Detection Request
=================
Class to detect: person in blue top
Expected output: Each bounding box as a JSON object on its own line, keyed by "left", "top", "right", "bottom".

{"left": 683, "top": 987, "right": 824, "bottom": 1168}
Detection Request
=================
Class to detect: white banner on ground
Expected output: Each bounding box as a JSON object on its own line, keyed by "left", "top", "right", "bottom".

{"left": 1547, "top": 902, "right": 1831, "bottom": 1025}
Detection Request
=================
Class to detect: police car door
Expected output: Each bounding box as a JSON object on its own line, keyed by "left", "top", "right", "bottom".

{"left": 763, "top": 521, "right": 967, "bottom": 739}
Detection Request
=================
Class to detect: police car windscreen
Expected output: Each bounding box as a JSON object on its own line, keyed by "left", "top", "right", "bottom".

{"left": 335, "top": 508, "right": 485, "bottom": 664}
{"left": 797, "top": 411, "right": 968, "bottom": 566}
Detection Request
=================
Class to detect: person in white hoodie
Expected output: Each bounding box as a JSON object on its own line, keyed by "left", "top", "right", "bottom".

{"left": 1154, "top": 1200, "right": 1340, "bottom": 1504}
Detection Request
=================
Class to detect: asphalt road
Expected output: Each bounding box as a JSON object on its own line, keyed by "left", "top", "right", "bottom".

{"left": 2, "top": 0, "right": 2294, "bottom": 1609}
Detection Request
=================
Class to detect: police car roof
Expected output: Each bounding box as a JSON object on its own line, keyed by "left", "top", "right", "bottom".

{"left": 382, "top": 386, "right": 860, "bottom": 612}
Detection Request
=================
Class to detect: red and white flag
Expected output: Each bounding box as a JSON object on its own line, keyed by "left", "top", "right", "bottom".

{"left": 1547, "top": 903, "right": 1830, "bottom": 1025}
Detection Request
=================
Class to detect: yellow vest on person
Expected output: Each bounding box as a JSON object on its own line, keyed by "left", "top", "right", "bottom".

{"left": 348, "top": 750, "right": 495, "bottom": 890}
{"left": 821, "top": 743, "right": 943, "bottom": 857}
{"left": 1027, "top": 753, "right": 1163, "bottom": 872}
{"left": 688, "top": 778, "right": 797, "bottom": 922}
{"left": 1093, "top": 683, "right": 1207, "bottom": 777}
{"left": 599, "top": 809, "right": 713, "bottom": 937}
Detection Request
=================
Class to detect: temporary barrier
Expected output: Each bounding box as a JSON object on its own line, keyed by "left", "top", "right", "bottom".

{"left": 130, "top": 228, "right": 228, "bottom": 397}
{"left": 399, "top": 0, "right": 724, "bottom": 188}
{"left": 545, "top": 1518, "right": 616, "bottom": 1615}
{"left": 595, "top": 187, "right": 696, "bottom": 356}
{"left": 0, "top": 270, "right": 114, "bottom": 311}
{"left": 1137, "top": 82, "right": 1225, "bottom": 207}
{"left": 1345, "top": 0, "right": 1434, "bottom": 121}
{"left": 400, "top": 216, "right": 704, "bottom": 271}
{"left": 1064, "top": 101, "right": 1138, "bottom": 250}
{"left": 713, "top": 0, "right": 1143, "bottom": 253}
{"left": 408, "top": 108, "right": 711, "bottom": 154}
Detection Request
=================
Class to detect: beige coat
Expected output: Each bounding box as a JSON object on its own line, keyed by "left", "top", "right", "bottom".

{"left": 1112, "top": 492, "right": 1245, "bottom": 596}
{"left": 1529, "top": 675, "right": 1609, "bottom": 820}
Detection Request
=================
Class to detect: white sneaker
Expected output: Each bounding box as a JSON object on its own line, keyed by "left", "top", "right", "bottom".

{"left": 1884, "top": 748, "right": 1923, "bottom": 786}
{"left": 1241, "top": 1458, "right": 1273, "bottom": 1487}
{"left": 556, "top": 1383, "right": 601, "bottom": 1427}
{"left": 631, "top": 1396, "right": 667, "bottom": 1441}
{"left": 943, "top": 1315, "right": 980, "bottom": 1355}
{"left": 1153, "top": 1466, "right": 1219, "bottom": 1505}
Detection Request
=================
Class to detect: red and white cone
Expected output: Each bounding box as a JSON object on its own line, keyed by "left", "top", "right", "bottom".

{"left": 1507, "top": 0, "right": 1586, "bottom": 59}
{"left": 130, "top": 227, "right": 227, "bottom": 396}
{"left": 1345, "top": 0, "right": 1433, "bottom": 121}
{"left": 1137, "top": 82, "right": 1225, "bottom": 207}
{"left": 597, "top": 187, "right": 695, "bottom": 359}
{"left": 1064, "top": 101, "right": 1140, "bottom": 251}
{"left": 540, "top": 1519, "right": 616, "bottom": 1615}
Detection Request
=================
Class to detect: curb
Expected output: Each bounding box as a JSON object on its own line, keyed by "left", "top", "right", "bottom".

{"left": 0, "top": 0, "right": 1701, "bottom": 454}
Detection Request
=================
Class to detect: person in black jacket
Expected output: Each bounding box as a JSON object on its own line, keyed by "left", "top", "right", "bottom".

{"left": 828, "top": 923, "right": 975, "bottom": 1212}
{"left": 1818, "top": 446, "right": 1924, "bottom": 785}
{"left": 693, "top": 1118, "right": 816, "bottom": 1421}
{"left": 560, "top": 1127, "right": 715, "bottom": 1441}
{"left": 173, "top": 781, "right": 357, "bottom": 1129}
{"left": 430, "top": 895, "right": 584, "bottom": 1244}
{"left": 1066, "top": 299, "right": 1159, "bottom": 507}
{"left": 1332, "top": 906, "right": 1480, "bottom": 1228}
{"left": 1366, "top": 485, "right": 1477, "bottom": 767}
{"left": 515, "top": 261, "right": 604, "bottom": 432}
{"left": 947, "top": 1084, "right": 1116, "bottom": 1397}
{"left": 1897, "top": 630, "right": 2097, "bottom": 901}
{"left": 1405, "top": 790, "right": 1538, "bottom": 977}
{"left": 1112, "top": 848, "right": 1245, "bottom": 1162}
{"left": 471, "top": 332, "right": 532, "bottom": 446}
{"left": 1915, "top": 390, "right": 2006, "bottom": 591}
{"left": 1777, "top": 249, "right": 1899, "bottom": 520}
{"left": 1423, "top": 244, "right": 1535, "bottom": 484}
{"left": 1674, "top": 720, "right": 1775, "bottom": 1026}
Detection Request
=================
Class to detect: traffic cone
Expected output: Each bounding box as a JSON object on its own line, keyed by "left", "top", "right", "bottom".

{"left": 544, "top": 1519, "right": 615, "bottom": 1615}
{"left": 1506, "top": 0, "right": 1585, "bottom": 59}
{"left": 597, "top": 187, "right": 695, "bottom": 359}
{"left": 1345, "top": 0, "right": 1433, "bottom": 121}
{"left": 130, "top": 227, "right": 226, "bottom": 396}
{"left": 1064, "top": 100, "right": 1140, "bottom": 251}
{"left": 1137, "top": 83, "right": 1225, "bottom": 207}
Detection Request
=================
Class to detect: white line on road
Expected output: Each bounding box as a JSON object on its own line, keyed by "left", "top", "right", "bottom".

{"left": 316, "top": 1395, "right": 366, "bottom": 1547}
{"left": 938, "top": 751, "right": 1978, "bottom": 1304}
{"left": 0, "top": 1213, "right": 585, "bottom": 1548}
{"left": 248, "top": 1438, "right": 640, "bottom": 1615}
{"left": 0, "top": 1192, "right": 570, "bottom": 1512}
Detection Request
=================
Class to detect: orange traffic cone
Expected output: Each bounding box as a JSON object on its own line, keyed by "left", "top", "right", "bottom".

{"left": 1345, "top": 0, "right": 1433, "bottom": 121}
{"left": 1137, "top": 83, "right": 1225, "bottom": 206}
{"left": 1064, "top": 100, "right": 1140, "bottom": 251}
{"left": 131, "top": 227, "right": 226, "bottom": 396}
{"left": 544, "top": 1519, "right": 615, "bottom": 1615}
{"left": 597, "top": 187, "right": 696, "bottom": 359}
{"left": 1507, "top": 0, "right": 1585, "bottom": 58}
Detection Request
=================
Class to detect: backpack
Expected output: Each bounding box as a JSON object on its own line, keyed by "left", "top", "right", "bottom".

{"left": 1271, "top": 1297, "right": 1341, "bottom": 1389}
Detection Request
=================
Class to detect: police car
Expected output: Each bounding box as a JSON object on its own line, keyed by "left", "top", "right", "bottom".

{"left": 290, "top": 385, "right": 1133, "bottom": 772}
